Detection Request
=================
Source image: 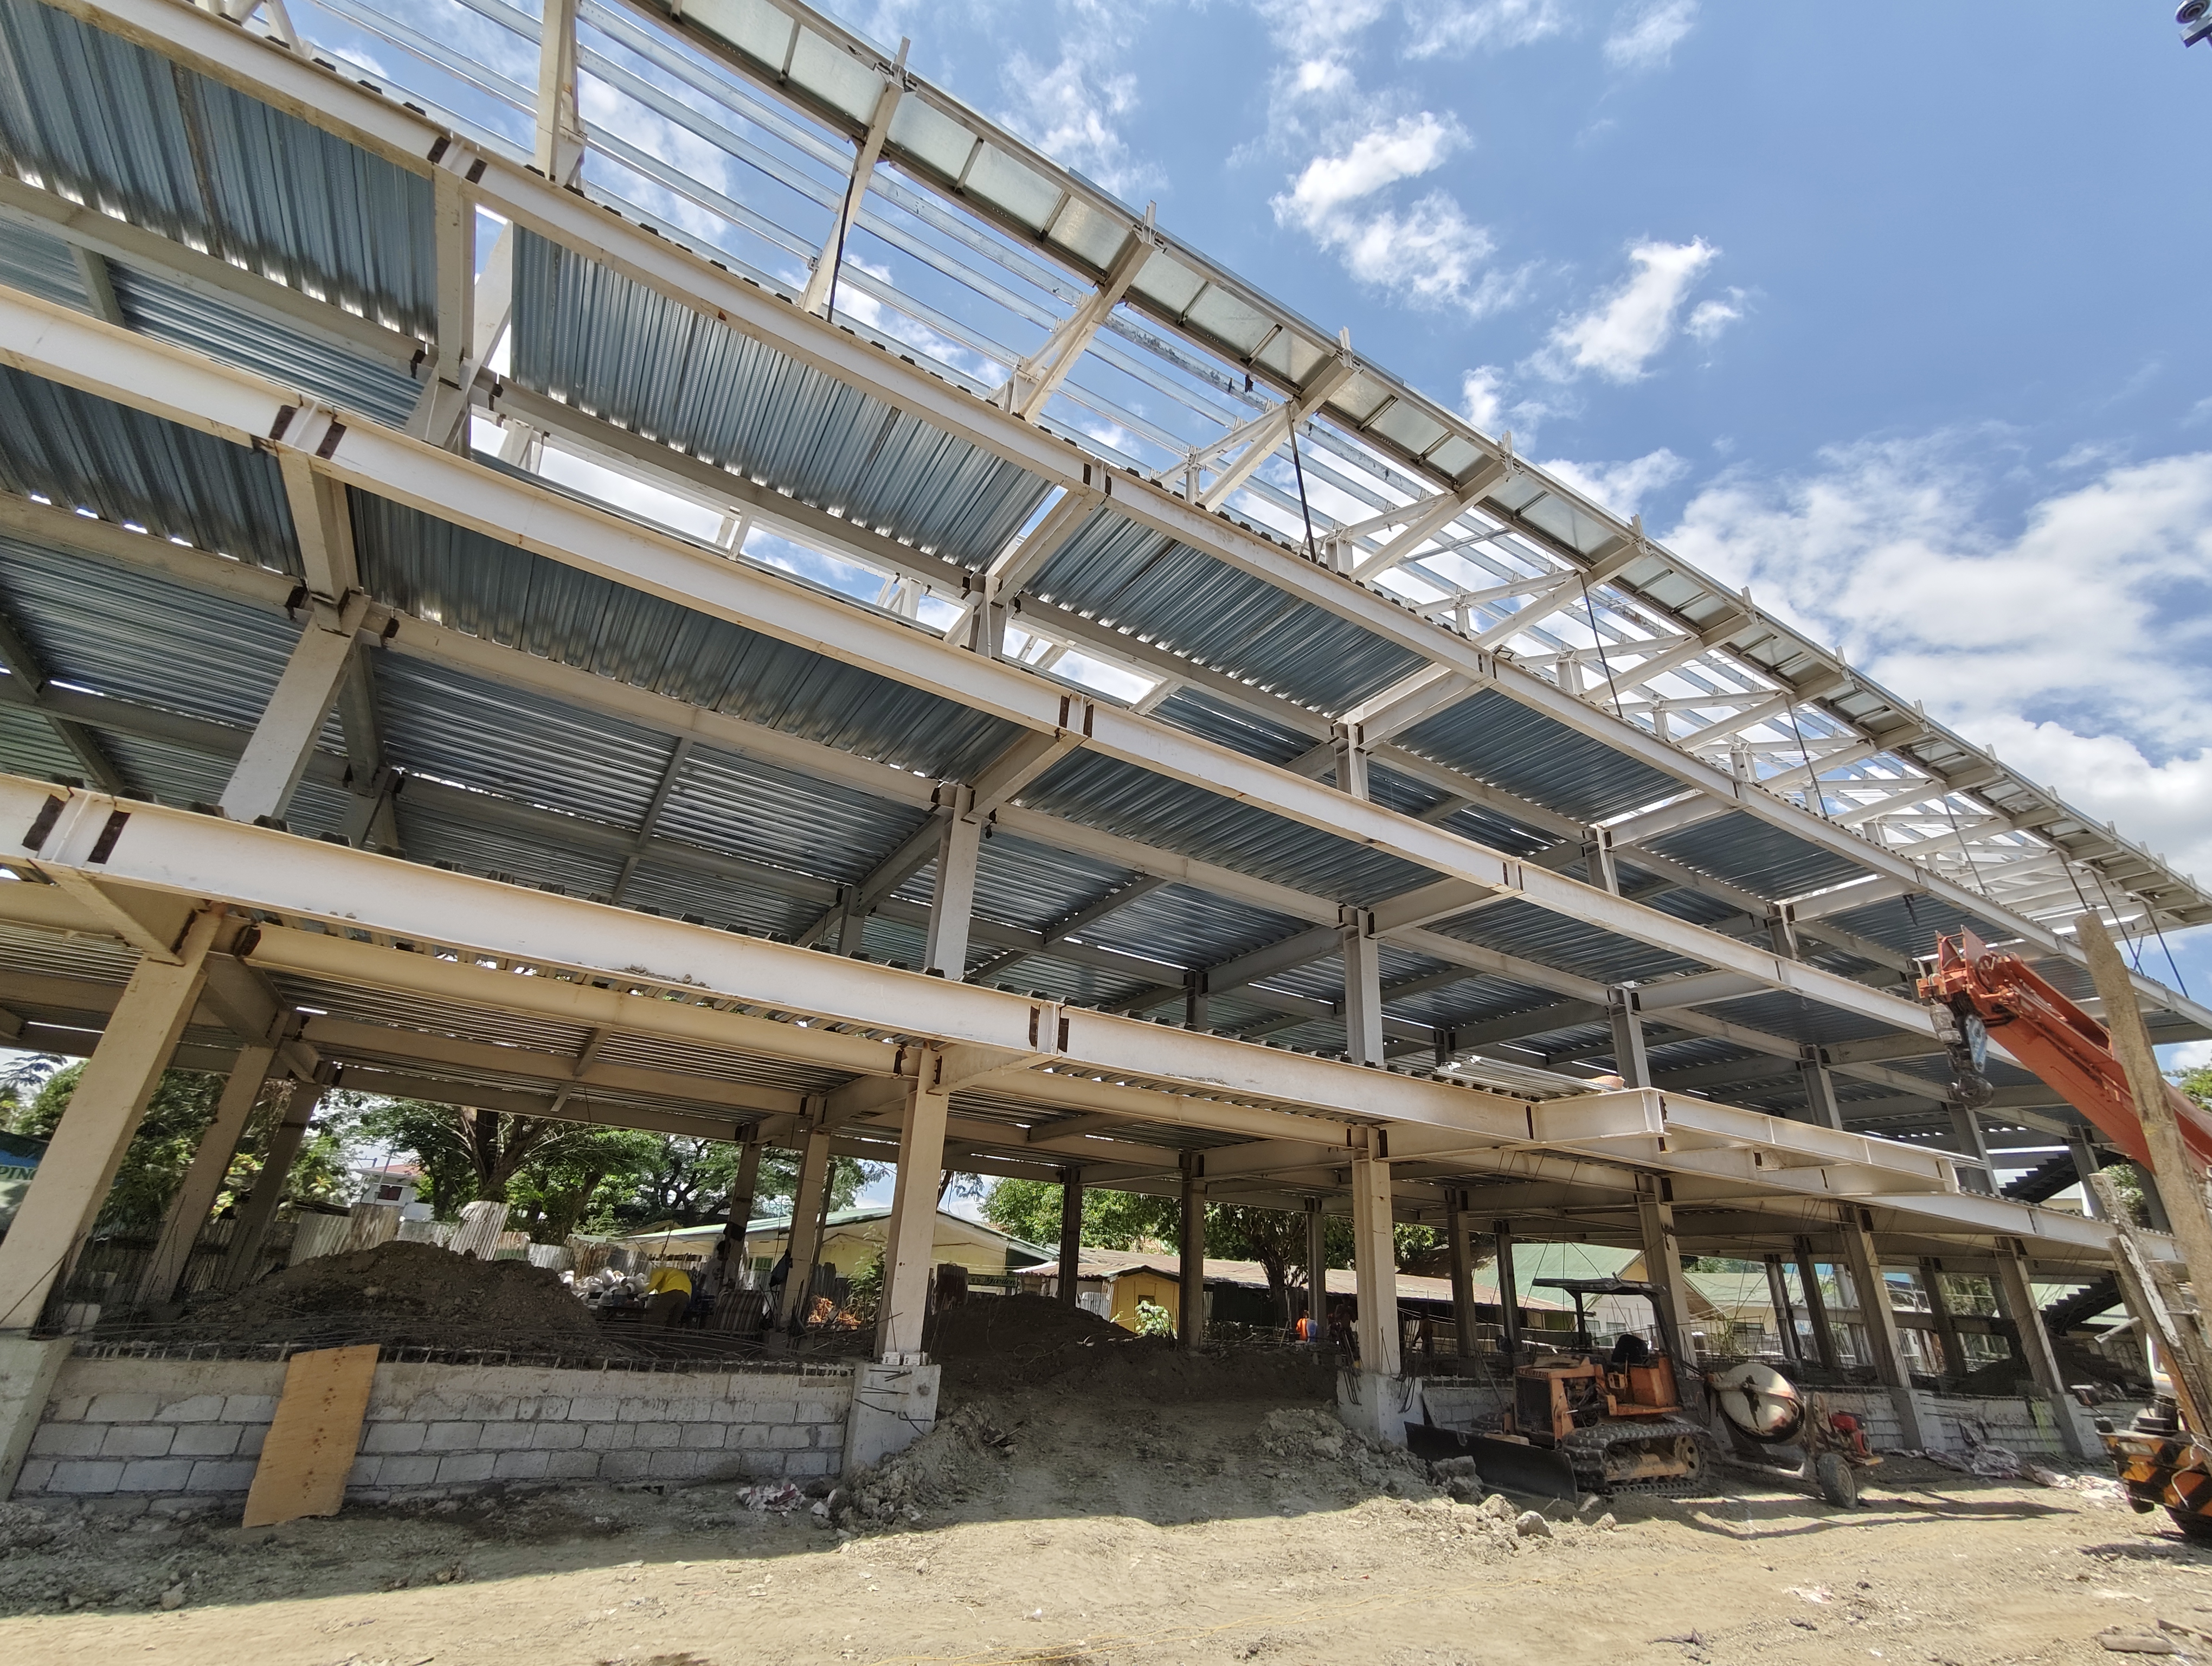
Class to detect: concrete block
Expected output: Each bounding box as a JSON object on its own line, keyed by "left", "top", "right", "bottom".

{"left": 647, "top": 1449, "right": 704, "bottom": 1480}
{"left": 477, "top": 1421, "right": 535, "bottom": 1451}
{"left": 543, "top": 1450, "right": 600, "bottom": 1481}
{"left": 530, "top": 1421, "right": 587, "bottom": 1450}
{"left": 362, "top": 1422, "right": 427, "bottom": 1454}
{"left": 153, "top": 1395, "right": 228, "bottom": 1424}
{"left": 615, "top": 1399, "right": 671, "bottom": 1423}
{"left": 14, "top": 1458, "right": 55, "bottom": 1493}
{"left": 423, "top": 1421, "right": 483, "bottom": 1451}
{"left": 348, "top": 1457, "right": 381, "bottom": 1488}
{"left": 843, "top": 1362, "right": 938, "bottom": 1474}
{"left": 731, "top": 1424, "right": 775, "bottom": 1450}
{"left": 493, "top": 1450, "right": 552, "bottom": 1481}
{"left": 169, "top": 1424, "right": 243, "bottom": 1458}
{"left": 764, "top": 1425, "right": 813, "bottom": 1449}
{"left": 785, "top": 1451, "right": 836, "bottom": 1478}
{"left": 117, "top": 1458, "right": 196, "bottom": 1493}
{"left": 631, "top": 1422, "right": 681, "bottom": 1450}
{"left": 679, "top": 1422, "right": 726, "bottom": 1451}
{"left": 45, "top": 1396, "right": 89, "bottom": 1422}
{"left": 582, "top": 1422, "right": 634, "bottom": 1451}
{"left": 374, "top": 1455, "right": 441, "bottom": 1488}
{"left": 434, "top": 1452, "right": 496, "bottom": 1485}
{"left": 597, "top": 1450, "right": 654, "bottom": 1482}
{"left": 746, "top": 1400, "right": 798, "bottom": 1426}
{"left": 566, "top": 1397, "right": 618, "bottom": 1422}
{"left": 223, "top": 1395, "right": 278, "bottom": 1424}
{"left": 100, "top": 1425, "right": 176, "bottom": 1459}
{"left": 186, "top": 1460, "right": 258, "bottom": 1494}
{"left": 237, "top": 1425, "right": 267, "bottom": 1458}
{"left": 85, "top": 1393, "right": 159, "bottom": 1424}
{"left": 29, "top": 1423, "right": 104, "bottom": 1458}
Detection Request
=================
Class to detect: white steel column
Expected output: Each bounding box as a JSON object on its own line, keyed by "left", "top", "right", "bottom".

{"left": 533, "top": 0, "right": 584, "bottom": 184}
{"left": 1342, "top": 907, "right": 1383, "bottom": 1067}
{"left": 1179, "top": 1153, "right": 1206, "bottom": 1347}
{"left": 1445, "top": 1188, "right": 1476, "bottom": 1361}
{"left": 1635, "top": 1182, "right": 1696, "bottom": 1360}
{"left": 1798, "top": 1052, "right": 1846, "bottom": 1131}
{"left": 1350, "top": 1132, "right": 1399, "bottom": 1377}
{"left": 876, "top": 1051, "right": 950, "bottom": 1361}
{"left": 1949, "top": 1104, "right": 1995, "bottom": 1194}
{"left": 1494, "top": 1220, "right": 1522, "bottom": 1360}
{"left": 220, "top": 597, "right": 368, "bottom": 824}
{"left": 1835, "top": 1205, "right": 1934, "bottom": 1450}
{"left": 923, "top": 793, "right": 982, "bottom": 979}
{"left": 132, "top": 1042, "right": 275, "bottom": 1308}
{"left": 1793, "top": 1236, "right": 1842, "bottom": 1372}
{"left": 1764, "top": 1253, "right": 1802, "bottom": 1363}
{"left": 780, "top": 1117, "right": 833, "bottom": 1329}
{"left": 2067, "top": 1126, "right": 2106, "bottom": 1221}
{"left": 1994, "top": 1237, "right": 2094, "bottom": 1457}
{"left": 218, "top": 1079, "right": 325, "bottom": 1290}
{"left": 0, "top": 907, "right": 222, "bottom": 1330}
{"left": 1608, "top": 989, "right": 1651, "bottom": 1087}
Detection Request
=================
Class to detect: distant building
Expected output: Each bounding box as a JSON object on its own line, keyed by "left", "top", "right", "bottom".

{"left": 354, "top": 1162, "right": 432, "bottom": 1222}
{"left": 619, "top": 1207, "right": 1052, "bottom": 1286}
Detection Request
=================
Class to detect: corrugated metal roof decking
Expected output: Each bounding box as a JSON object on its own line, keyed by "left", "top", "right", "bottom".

{"left": 0, "top": 368, "right": 300, "bottom": 574}
{"left": 0, "top": 0, "right": 436, "bottom": 338}
{"left": 1399, "top": 687, "right": 1684, "bottom": 828}
{"left": 1643, "top": 810, "right": 1874, "bottom": 905}
{"left": 1030, "top": 510, "right": 1428, "bottom": 714}
{"left": 511, "top": 229, "right": 1052, "bottom": 571}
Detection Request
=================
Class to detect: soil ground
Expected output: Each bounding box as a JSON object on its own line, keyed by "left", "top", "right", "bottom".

{"left": 5, "top": 1358, "right": 2211, "bottom": 1666}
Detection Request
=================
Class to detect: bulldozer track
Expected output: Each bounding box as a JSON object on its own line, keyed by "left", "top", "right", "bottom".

{"left": 1560, "top": 1418, "right": 1723, "bottom": 1497}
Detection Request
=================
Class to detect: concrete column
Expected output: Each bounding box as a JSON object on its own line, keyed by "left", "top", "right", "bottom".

{"left": 220, "top": 603, "right": 363, "bottom": 824}
{"left": 1349, "top": 1136, "right": 1399, "bottom": 1377}
{"left": 874, "top": 1055, "right": 950, "bottom": 1362}
{"left": 780, "top": 1120, "right": 833, "bottom": 1329}
{"left": 922, "top": 798, "right": 981, "bottom": 980}
{"left": 1607, "top": 989, "right": 1651, "bottom": 1087}
{"left": 1949, "top": 1104, "right": 1995, "bottom": 1194}
{"left": 1178, "top": 1154, "right": 1206, "bottom": 1347}
{"left": 2067, "top": 1126, "right": 2105, "bottom": 1221}
{"left": 723, "top": 1138, "right": 763, "bottom": 1249}
{"left": 1636, "top": 1183, "right": 1696, "bottom": 1362}
{"left": 218, "top": 1080, "right": 324, "bottom": 1290}
{"left": 1341, "top": 907, "right": 1382, "bottom": 1067}
{"left": 1764, "top": 1253, "right": 1802, "bottom": 1362}
{"left": 1793, "top": 1236, "right": 1842, "bottom": 1372}
{"left": 0, "top": 908, "right": 223, "bottom": 1330}
{"left": 1445, "top": 1189, "right": 1477, "bottom": 1363}
{"left": 133, "top": 1042, "right": 276, "bottom": 1309}
{"left": 1920, "top": 1256, "right": 1967, "bottom": 1387}
{"left": 1494, "top": 1221, "right": 1522, "bottom": 1360}
{"left": 1055, "top": 1167, "right": 1083, "bottom": 1308}
{"left": 1995, "top": 1238, "right": 2097, "bottom": 1459}
{"left": 1303, "top": 1197, "right": 1326, "bottom": 1343}
{"left": 1835, "top": 1208, "right": 1933, "bottom": 1447}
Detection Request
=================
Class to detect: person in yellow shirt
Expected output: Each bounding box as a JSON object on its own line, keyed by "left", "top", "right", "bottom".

{"left": 643, "top": 1264, "right": 691, "bottom": 1327}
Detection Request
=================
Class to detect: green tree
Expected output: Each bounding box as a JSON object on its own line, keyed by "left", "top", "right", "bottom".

{"left": 981, "top": 1178, "right": 1178, "bottom": 1251}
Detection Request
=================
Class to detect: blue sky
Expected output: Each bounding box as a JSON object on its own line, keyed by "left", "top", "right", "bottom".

{"left": 798, "top": 0, "right": 2212, "bottom": 1030}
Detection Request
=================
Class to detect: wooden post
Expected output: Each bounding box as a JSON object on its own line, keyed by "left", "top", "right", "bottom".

{"left": 2077, "top": 912, "right": 2212, "bottom": 1336}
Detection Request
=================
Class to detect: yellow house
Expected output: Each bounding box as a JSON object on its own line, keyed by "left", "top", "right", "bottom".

{"left": 620, "top": 1207, "right": 1051, "bottom": 1285}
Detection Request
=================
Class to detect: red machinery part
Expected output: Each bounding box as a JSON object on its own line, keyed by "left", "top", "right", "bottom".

{"left": 1917, "top": 930, "right": 2212, "bottom": 1172}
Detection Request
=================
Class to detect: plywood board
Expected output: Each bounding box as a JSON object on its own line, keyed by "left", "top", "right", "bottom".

{"left": 241, "top": 1343, "right": 378, "bottom": 1528}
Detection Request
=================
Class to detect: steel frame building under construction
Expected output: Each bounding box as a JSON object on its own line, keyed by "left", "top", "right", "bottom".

{"left": 0, "top": 0, "right": 2204, "bottom": 1477}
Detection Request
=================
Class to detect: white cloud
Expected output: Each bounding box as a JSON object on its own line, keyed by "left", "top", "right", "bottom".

{"left": 1462, "top": 366, "right": 1508, "bottom": 432}
{"left": 1666, "top": 439, "right": 2212, "bottom": 881}
{"left": 1540, "top": 448, "right": 1690, "bottom": 516}
{"left": 1277, "top": 111, "right": 1464, "bottom": 218}
{"left": 1274, "top": 115, "right": 1522, "bottom": 315}
{"left": 1000, "top": 49, "right": 1158, "bottom": 199}
{"left": 1534, "top": 238, "right": 1719, "bottom": 382}
{"left": 1604, "top": 0, "right": 1699, "bottom": 71}
{"left": 1685, "top": 292, "right": 1744, "bottom": 343}
{"left": 1406, "top": 0, "right": 1569, "bottom": 59}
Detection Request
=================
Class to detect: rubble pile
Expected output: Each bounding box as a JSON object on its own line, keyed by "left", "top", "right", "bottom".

{"left": 170, "top": 1240, "right": 605, "bottom": 1350}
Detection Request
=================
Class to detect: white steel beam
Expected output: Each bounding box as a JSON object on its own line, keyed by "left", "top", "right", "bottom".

{"left": 533, "top": 0, "right": 584, "bottom": 184}
{"left": 799, "top": 43, "right": 905, "bottom": 318}
{"left": 217, "top": 593, "right": 368, "bottom": 825}
{"left": 1000, "top": 212, "right": 1157, "bottom": 422}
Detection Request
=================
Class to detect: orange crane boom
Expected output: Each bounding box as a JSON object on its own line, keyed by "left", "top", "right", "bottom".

{"left": 1916, "top": 929, "right": 2212, "bottom": 1172}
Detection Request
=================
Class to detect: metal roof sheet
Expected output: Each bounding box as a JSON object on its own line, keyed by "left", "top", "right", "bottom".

{"left": 1644, "top": 809, "right": 1875, "bottom": 904}
{"left": 511, "top": 229, "right": 1050, "bottom": 571}
{"left": 0, "top": 368, "right": 299, "bottom": 574}
{"left": 0, "top": 0, "right": 436, "bottom": 338}
{"left": 1399, "top": 687, "right": 1682, "bottom": 825}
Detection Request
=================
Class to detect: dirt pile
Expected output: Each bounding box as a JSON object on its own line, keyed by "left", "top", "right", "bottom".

{"left": 170, "top": 1240, "right": 604, "bottom": 1350}
{"left": 925, "top": 1294, "right": 1335, "bottom": 1402}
